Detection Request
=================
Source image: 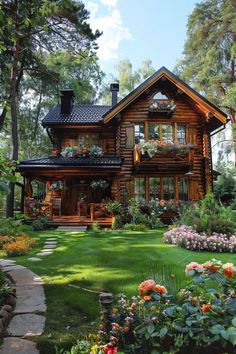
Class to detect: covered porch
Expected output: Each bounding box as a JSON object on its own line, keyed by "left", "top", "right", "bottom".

{"left": 17, "top": 155, "right": 121, "bottom": 226}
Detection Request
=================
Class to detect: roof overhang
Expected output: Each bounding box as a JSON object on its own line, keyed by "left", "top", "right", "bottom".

{"left": 103, "top": 67, "right": 227, "bottom": 128}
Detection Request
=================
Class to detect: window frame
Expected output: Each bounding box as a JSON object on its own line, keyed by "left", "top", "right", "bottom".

{"left": 134, "top": 176, "right": 189, "bottom": 203}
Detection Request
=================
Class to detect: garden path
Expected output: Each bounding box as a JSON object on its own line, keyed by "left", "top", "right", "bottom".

{"left": 0, "top": 259, "right": 47, "bottom": 354}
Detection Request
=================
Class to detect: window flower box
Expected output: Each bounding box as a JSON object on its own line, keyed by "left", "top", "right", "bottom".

{"left": 61, "top": 144, "right": 103, "bottom": 158}
{"left": 139, "top": 140, "right": 194, "bottom": 158}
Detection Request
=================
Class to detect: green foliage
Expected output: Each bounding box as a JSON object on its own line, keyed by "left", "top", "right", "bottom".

{"left": 123, "top": 223, "right": 148, "bottom": 232}
{"left": 178, "top": 193, "right": 235, "bottom": 235}
{"left": 106, "top": 201, "right": 124, "bottom": 217}
{"left": 89, "top": 259, "right": 236, "bottom": 353}
{"left": 214, "top": 167, "right": 236, "bottom": 204}
{"left": 0, "top": 269, "right": 12, "bottom": 306}
{"left": 175, "top": 0, "right": 236, "bottom": 123}
{"left": 101, "top": 58, "right": 155, "bottom": 103}
{"left": 0, "top": 158, "right": 16, "bottom": 193}
{"left": 32, "top": 216, "right": 48, "bottom": 231}
{"left": 90, "top": 222, "right": 101, "bottom": 233}
{"left": 0, "top": 217, "right": 32, "bottom": 236}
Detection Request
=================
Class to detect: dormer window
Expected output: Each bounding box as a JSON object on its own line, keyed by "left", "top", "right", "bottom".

{"left": 149, "top": 92, "right": 176, "bottom": 114}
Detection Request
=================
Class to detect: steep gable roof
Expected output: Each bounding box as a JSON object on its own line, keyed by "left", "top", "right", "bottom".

{"left": 103, "top": 66, "right": 228, "bottom": 128}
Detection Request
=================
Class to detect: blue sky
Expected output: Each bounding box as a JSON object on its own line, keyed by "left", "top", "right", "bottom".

{"left": 84, "top": 0, "right": 198, "bottom": 75}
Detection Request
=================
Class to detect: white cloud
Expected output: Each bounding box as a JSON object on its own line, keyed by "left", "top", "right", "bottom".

{"left": 87, "top": 1, "right": 132, "bottom": 61}
{"left": 100, "top": 0, "right": 117, "bottom": 7}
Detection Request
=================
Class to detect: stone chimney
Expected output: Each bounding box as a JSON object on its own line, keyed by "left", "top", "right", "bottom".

{"left": 110, "top": 82, "right": 119, "bottom": 106}
{"left": 60, "top": 89, "right": 74, "bottom": 114}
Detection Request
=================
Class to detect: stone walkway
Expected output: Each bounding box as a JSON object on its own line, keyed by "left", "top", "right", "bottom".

{"left": 34, "top": 238, "right": 59, "bottom": 260}
{"left": 0, "top": 260, "right": 46, "bottom": 354}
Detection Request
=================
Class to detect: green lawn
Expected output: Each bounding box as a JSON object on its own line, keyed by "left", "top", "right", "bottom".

{"left": 1, "top": 228, "right": 236, "bottom": 353}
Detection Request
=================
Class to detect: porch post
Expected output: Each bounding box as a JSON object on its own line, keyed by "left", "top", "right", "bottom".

{"left": 90, "top": 203, "right": 94, "bottom": 222}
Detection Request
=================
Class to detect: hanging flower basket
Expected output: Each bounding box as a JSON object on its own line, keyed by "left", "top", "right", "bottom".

{"left": 61, "top": 144, "right": 103, "bottom": 158}
{"left": 90, "top": 179, "right": 109, "bottom": 190}
{"left": 49, "top": 180, "right": 63, "bottom": 191}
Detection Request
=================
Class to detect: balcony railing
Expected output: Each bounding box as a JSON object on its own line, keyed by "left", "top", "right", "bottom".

{"left": 134, "top": 142, "right": 194, "bottom": 166}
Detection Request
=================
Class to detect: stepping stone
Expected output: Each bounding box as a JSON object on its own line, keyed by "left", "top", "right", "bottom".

{"left": 7, "top": 269, "right": 44, "bottom": 286}
{"left": 7, "top": 313, "right": 45, "bottom": 337}
{"left": 44, "top": 241, "right": 58, "bottom": 245}
{"left": 27, "top": 258, "right": 42, "bottom": 262}
{"left": 36, "top": 252, "right": 53, "bottom": 257}
{"left": 0, "top": 337, "right": 39, "bottom": 354}
{"left": 14, "top": 285, "right": 46, "bottom": 314}
{"left": 0, "top": 260, "right": 16, "bottom": 267}
{"left": 3, "top": 265, "right": 26, "bottom": 272}
{"left": 43, "top": 244, "right": 57, "bottom": 249}
{"left": 46, "top": 238, "right": 57, "bottom": 241}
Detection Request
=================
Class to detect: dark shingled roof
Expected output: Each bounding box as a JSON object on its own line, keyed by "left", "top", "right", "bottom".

{"left": 42, "top": 104, "right": 111, "bottom": 126}
{"left": 17, "top": 155, "right": 122, "bottom": 169}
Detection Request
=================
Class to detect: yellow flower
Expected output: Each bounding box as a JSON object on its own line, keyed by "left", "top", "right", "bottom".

{"left": 91, "top": 344, "right": 99, "bottom": 354}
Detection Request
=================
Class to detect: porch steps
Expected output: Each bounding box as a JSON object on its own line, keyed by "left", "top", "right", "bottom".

{"left": 56, "top": 226, "right": 87, "bottom": 232}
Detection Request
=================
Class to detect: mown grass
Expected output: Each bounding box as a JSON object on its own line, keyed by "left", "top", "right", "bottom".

{"left": 1, "top": 228, "right": 235, "bottom": 353}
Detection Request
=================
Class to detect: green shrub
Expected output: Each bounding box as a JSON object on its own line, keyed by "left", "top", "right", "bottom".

{"left": 111, "top": 216, "right": 123, "bottom": 230}
{"left": 0, "top": 217, "right": 32, "bottom": 236}
{"left": 90, "top": 222, "right": 101, "bottom": 233}
{"left": 178, "top": 193, "right": 235, "bottom": 236}
{"left": 123, "top": 223, "right": 148, "bottom": 232}
{"left": 32, "top": 216, "right": 48, "bottom": 231}
{"left": 106, "top": 201, "right": 124, "bottom": 217}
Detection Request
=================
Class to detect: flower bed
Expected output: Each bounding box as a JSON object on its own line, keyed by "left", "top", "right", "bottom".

{"left": 0, "top": 234, "right": 37, "bottom": 257}
{"left": 138, "top": 140, "right": 194, "bottom": 158}
{"left": 61, "top": 145, "right": 103, "bottom": 158}
{"left": 164, "top": 225, "right": 236, "bottom": 252}
{"left": 69, "top": 259, "right": 236, "bottom": 354}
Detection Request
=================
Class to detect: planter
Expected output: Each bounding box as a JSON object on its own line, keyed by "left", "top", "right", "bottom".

{"left": 159, "top": 211, "right": 179, "bottom": 225}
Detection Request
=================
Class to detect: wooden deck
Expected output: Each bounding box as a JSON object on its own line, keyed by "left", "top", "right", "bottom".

{"left": 47, "top": 215, "right": 113, "bottom": 227}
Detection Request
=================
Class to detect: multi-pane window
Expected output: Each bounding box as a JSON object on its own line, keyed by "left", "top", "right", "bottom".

{"left": 134, "top": 124, "right": 145, "bottom": 144}
{"left": 148, "top": 124, "right": 160, "bottom": 140}
{"left": 77, "top": 134, "right": 100, "bottom": 147}
{"left": 177, "top": 125, "right": 186, "bottom": 144}
{"left": 178, "top": 177, "right": 189, "bottom": 201}
{"left": 134, "top": 178, "right": 145, "bottom": 203}
{"left": 163, "top": 177, "right": 174, "bottom": 199}
{"left": 149, "top": 177, "right": 161, "bottom": 200}
{"left": 162, "top": 125, "right": 173, "bottom": 142}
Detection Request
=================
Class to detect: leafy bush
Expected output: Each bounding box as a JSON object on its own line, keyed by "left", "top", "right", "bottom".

{"left": 178, "top": 193, "right": 235, "bottom": 236}
{"left": 123, "top": 223, "right": 148, "bottom": 232}
{"left": 90, "top": 222, "right": 101, "bottom": 233}
{"left": 0, "top": 217, "right": 32, "bottom": 236}
{"left": 106, "top": 201, "right": 124, "bottom": 217}
{"left": 80, "top": 259, "right": 236, "bottom": 354}
{"left": 32, "top": 216, "right": 48, "bottom": 231}
{"left": 0, "top": 270, "right": 12, "bottom": 306}
{"left": 164, "top": 225, "right": 236, "bottom": 252}
{"left": 111, "top": 216, "right": 123, "bottom": 230}
{"left": 214, "top": 168, "right": 236, "bottom": 204}
{"left": 3, "top": 235, "right": 37, "bottom": 257}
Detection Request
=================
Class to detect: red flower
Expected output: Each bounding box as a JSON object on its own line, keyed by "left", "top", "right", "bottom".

{"left": 104, "top": 347, "right": 118, "bottom": 354}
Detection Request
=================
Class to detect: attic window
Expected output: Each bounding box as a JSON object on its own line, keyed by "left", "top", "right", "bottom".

{"left": 149, "top": 92, "right": 176, "bottom": 113}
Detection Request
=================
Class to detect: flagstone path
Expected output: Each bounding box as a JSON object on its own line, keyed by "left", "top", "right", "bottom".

{"left": 0, "top": 259, "right": 46, "bottom": 354}
{"left": 0, "top": 237, "right": 61, "bottom": 353}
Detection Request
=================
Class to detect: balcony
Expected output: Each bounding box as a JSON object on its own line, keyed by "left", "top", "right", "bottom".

{"left": 134, "top": 141, "right": 194, "bottom": 170}
{"left": 149, "top": 98, "right": 176, "bottom": 116}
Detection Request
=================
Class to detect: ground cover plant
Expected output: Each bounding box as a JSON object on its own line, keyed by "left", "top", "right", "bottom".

{"left": 0, "top": 228, "right": 235, "bottom": 353}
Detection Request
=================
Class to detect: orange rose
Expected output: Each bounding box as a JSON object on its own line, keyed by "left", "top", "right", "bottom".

{"left": 185, "top": 262, "right": 202, "bottom": 274}
{"left": 201, "top": 303, "right": 212, "bottom": 312}
{"left": 124, "top": 326, "right": 129, "bottom": 333}
{"left": 154, "top": 284, "right": 167, "bottom": 294}
{"left": 202, "top": 261, "right": 221, "bottom": 273}
{"left": 222, "top": 263, "right": 235, "bottom": 278}
{"left": 144, "top": 295, "right": 152, "bottom": 301}
{"left": 139, "top": 279, "right": 156, "bottom": 296}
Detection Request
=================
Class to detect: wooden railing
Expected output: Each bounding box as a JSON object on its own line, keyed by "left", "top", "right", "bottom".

{"left": 134, "top": 145, "right": 194, "bottom": 166}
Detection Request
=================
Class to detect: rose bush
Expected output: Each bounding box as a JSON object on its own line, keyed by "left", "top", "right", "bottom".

{"left": 65, "top": 259, "right": 236, "bottom": 354}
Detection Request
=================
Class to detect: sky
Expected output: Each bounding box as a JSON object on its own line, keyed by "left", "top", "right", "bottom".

{"left": 84, "top": 0, "right": 198, "bottom": 75}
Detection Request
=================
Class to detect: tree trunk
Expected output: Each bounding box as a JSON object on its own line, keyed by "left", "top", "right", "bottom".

{"left": 6, "top": 2, "right": 19, "bottom": 218}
